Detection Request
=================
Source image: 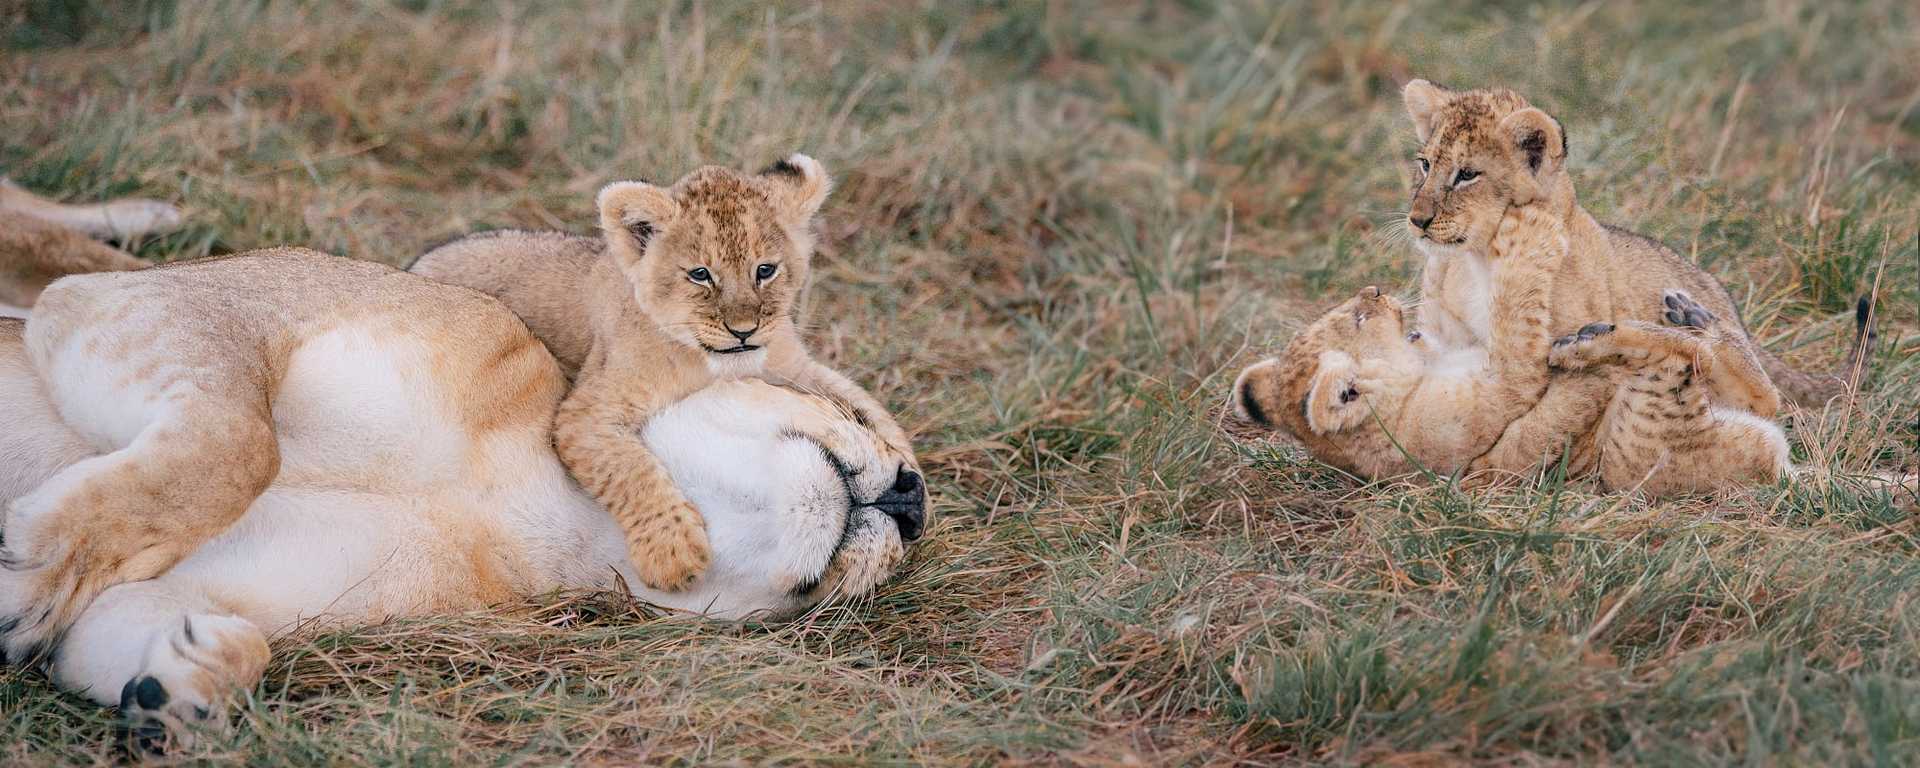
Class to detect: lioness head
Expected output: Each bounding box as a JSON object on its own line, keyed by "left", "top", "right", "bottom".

{"left": 1232, "top": 286, "right": 1423, "bottom": 441}
{"left": 1401, "top": 80, "right": 1568, "bottom": 257}
{"left": 596, "top": 155, "right": 831, "bottom": 360}
{"left": 639, "top": 379, "right": 925, "bottom": 619}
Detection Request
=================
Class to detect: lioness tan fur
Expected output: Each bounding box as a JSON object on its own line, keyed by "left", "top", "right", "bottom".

{"left": 1400, "top": 80, "right": 1864, "bottom": 414}
{"left": 411, "top": 155, "right": 918, "bottom": 592}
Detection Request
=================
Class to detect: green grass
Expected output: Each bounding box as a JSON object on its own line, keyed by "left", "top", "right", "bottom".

{"left": 3, "top": 0, "right": 1917, "bottom": 763}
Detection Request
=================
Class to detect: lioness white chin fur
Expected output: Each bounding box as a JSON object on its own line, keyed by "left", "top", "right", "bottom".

{"left": 0, "top": 249, "right": 921, "bottom": 746}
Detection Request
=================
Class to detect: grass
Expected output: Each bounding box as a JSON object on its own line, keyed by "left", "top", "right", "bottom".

{"left": 2, "top": 0, "right": 1917, "bottom": 763}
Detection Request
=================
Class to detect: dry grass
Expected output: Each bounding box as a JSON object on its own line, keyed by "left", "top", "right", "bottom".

{"left": 2, "top": 0, "right": 1917, "bottom": 764}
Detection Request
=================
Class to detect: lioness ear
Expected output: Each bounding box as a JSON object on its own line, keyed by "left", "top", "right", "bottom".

{"left": 597, "top": 180, "right": 680, "bottom": 269}
{"left": 1498, "top": 107, "right": 1567, "bottom": 205}
{"left": 759, "top": 153, "right": 832, "bottom": 223}
{"left": 1304, "top": 350, "right": 1369, "bottom": 435}
{"left": 1402, "top": 79, "right": 1451, "bottom": 144}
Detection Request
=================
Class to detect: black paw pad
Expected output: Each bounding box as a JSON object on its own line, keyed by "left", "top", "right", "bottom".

{"left": 1662, "top": 291, "right": 1715, "bottom": 328}
{"left": 1576, "top": 322, "right": 1614, "bottom": 340}
{"left": 123, "top": 675, "right": 169, "bottom": 710}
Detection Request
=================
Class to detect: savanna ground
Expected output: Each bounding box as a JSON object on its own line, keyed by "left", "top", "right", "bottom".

{"left": 3, "top": 0, "right": 1918, "bottom": 764}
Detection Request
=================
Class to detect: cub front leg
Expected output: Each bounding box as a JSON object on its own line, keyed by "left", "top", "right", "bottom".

{"left": 553, "top": 370, "right": 710, "bottom": 592}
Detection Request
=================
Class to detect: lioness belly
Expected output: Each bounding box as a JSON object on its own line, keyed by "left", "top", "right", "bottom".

{"left": 152, "top": 325, "right": 604, "bottom": 632}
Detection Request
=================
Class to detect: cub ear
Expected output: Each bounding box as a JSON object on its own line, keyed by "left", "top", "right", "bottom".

{"left": 1304, "top": 350, "right": 1369, "bottom": 435}
{"left": 759, "top": 153, "right": 833, "bottom": 223}
{"left": 597, "top": 180, "right": 680, "bottom": 268}
{"left": 1402, "top": 79, "right": 1452, "bottom": 144}
{"left": 1497, "top": 107, "right": 1567, "bottom": 205}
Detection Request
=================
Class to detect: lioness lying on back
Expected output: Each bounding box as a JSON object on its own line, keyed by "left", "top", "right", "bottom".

{"left": 1234, "top": 204, "right": 1792, "bottom": 496}
{"left": 413, "top": 156, "right": 920, "bottom": 592}
{"left": 1400, "top": 80, "right": 1866, "bottom": 415}
{"left": 0, "top": 250, "right": 923, "bottom": 748}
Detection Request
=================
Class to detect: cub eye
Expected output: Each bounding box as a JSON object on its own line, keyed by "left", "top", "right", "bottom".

{"left": 1454, "top": 168, "right": 1480, "bottom": 184}
{"left": 756, "top": 263, "right": 778, "bottom": 281}
{"left": 1407, "top": 331, "right": 1423, "bottom": 342}
{"left": 687, "top": 267, "right": 713, "bottom": 284}
{"left": 1417, "top": 157, "right": 1431, "bottom": 174}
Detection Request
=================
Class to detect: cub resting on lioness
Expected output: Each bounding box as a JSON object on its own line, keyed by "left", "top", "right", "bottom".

{"left": 1400, "top": 80, "right": 1866, "bottom": 415}
{"left": 1234, "top": 203, "right": 1793, "bottom": 496}
{"left": 412, "top": 155, "right": 918, "bottom": 592}
{"left": 1, "top": 250, "right": 922, "bottom": 747}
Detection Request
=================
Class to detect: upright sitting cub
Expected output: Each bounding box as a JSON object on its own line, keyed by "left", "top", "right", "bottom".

{"left": 412, "top": 156, "right": 918, "bottom": 591}
{"left": 1400, "top": 80, "right": 1864, "bottom": 415}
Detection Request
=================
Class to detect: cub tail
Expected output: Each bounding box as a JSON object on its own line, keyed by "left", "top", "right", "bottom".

{"left": 1757, "top": 295, "right": 1879, "bottom": 409}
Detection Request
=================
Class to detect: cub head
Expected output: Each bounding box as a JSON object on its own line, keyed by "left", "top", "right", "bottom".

{"left": 597, "top": 154, "right": 832, "bottom": 360}
{"left": 1401, "top": 80, "right": 1568, "bottom": 257}
{"left": 1232, "top": 286, "right": 1424, "bottom": 442}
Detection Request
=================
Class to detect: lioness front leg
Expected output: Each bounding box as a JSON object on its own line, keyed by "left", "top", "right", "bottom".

{"left": 2, "top": 310, "right": 278, "bottom": 664}
{"left": 553, "top": 369, "right": 710, "bottom": 592}
{"left": 49, "top": 580, "right": 269, "bottom": 753}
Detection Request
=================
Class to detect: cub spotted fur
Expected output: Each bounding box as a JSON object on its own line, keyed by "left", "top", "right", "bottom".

{"left": 1400, "top": 79, "right": 1865, "bottom": 414}
{"left": 412, "top": 155, "right": 919, "bottom": 592}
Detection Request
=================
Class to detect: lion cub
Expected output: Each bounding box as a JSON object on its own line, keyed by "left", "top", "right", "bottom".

{"left": 1232, "top": 202, "right": 1569, "bottom": 480}
{"left": 1399, "top": 80, "right": 1864, "bottom": 414}
{"left": 413, "top": 156, "right": 917, "bottom": 592}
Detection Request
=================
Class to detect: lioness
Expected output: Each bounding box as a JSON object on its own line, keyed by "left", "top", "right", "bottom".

{"left": 0, "top": 250, "right": 924, "bottom": 747}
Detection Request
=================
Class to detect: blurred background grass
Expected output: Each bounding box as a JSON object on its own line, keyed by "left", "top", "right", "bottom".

{"left": 1, "top": 0, "right": 1916, "bottom": 763}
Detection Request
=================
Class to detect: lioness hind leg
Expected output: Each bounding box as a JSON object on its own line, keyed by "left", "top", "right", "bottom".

{"left": 49, "top": 581, "right": 268, "bottom": 753}
{"left": 1662, "top": 289, "right": 1782, "bottom": 418}
{"left": 1, "top": 300, "right": 279, "bottom": 664}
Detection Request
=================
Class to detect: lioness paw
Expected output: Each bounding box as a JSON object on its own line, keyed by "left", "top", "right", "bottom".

{"left": 118, "top": 613, "right": 268, "bottom": 754}
{"left": 626, "top": 498, "right": 712, "bottom": 592}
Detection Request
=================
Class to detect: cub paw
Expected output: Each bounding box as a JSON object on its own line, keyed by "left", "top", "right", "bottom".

{"left": 118, "top": 613, "right": 268, "bottom": 753}
{"left": 1547, "top": 322, "right": 1618, "bottom": 370}
{"left": 626, "top": 499, "right": 712, "bottom": 593}
{"left": 1662, "top": 290, "right": 1716, "bottom": 329}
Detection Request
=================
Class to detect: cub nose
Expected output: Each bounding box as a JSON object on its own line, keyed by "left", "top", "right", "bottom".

{"left": 726, "top": 324, "right": 758, "bottom": 343}
{"left": 1409, "top": 213, "right": 1435, "bottom": 231}
{"left": 872, "top": 468, "right": 926, "bottom": 541}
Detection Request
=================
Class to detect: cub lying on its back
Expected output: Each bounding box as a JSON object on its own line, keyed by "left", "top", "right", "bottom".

{"left": 412, "top": 156, "right": 920, "bottom": 592}
{"left": 1232, "top": 202, "right": 1569, "bottom": 479}
{"left": 1400, "top": 79, "right": 1863, "bottom": 414}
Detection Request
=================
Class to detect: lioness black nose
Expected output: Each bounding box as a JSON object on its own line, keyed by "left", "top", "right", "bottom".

{"left": 873, "top": 468, "right": 925, "bottom": 541}
{"left": 727, "top": 324, "right": 758, "bottom": 342}
{"left": 1409, "top": 213, "right": 1435, "bottom": 231}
